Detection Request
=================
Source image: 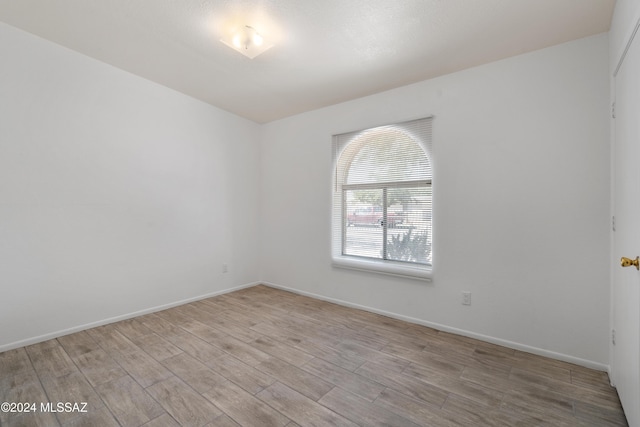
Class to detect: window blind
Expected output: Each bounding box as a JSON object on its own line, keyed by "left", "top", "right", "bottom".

{"left": 332, "top": 117, "right": 433, "bottom": 272}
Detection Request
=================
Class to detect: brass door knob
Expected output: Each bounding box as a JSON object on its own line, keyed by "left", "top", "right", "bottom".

{"left": 620, "top": 256, "right": 640, "bottom": 270}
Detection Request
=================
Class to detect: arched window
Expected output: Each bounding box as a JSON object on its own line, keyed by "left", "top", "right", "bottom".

{"left": 332, "top": 117, "right": 433, "bottom": 279}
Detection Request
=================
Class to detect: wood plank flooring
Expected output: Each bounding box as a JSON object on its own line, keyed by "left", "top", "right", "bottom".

{"left": 0, "top": 285, "right": 628, "bottom": 426}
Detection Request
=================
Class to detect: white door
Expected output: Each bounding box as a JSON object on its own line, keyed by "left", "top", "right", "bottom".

{"left": 612, "top": 23, "right": 640, "bottom": 427}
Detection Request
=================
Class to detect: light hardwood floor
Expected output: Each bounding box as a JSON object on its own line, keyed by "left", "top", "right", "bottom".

{"left": 0, "top": 285, "right": 627, "bottom": 426}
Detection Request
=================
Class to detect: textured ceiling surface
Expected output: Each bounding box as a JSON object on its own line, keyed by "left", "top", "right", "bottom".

{"left": 0, "top": 0, "right": 615, "bottom": 123}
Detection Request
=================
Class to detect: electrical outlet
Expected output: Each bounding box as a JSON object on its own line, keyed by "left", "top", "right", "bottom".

{"left": 612, "top": 329, "right": 616, "bottom": 345}
{"left": 222, "top": 263, "right": 228, "bottom": 273}
{"left": 462, "top": 291, "right": 471, "bottom": 306}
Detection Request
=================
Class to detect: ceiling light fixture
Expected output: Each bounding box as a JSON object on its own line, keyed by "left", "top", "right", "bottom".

{"left": 221, "top": 25, "right": 273, "bottom": 59}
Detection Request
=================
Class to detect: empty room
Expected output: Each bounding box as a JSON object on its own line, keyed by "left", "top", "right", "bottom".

{"left": 1, "top": 0, "right": 638, "bottom": 426}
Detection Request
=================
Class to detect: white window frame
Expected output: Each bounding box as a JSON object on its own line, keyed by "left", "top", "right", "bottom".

{"left": 331, "top": 117, "right": 433, "bottom": 281}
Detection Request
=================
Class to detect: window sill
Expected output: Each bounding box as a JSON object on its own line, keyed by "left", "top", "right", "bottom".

{"left": 332, "top": 256, "right": 432, "bottom": 281}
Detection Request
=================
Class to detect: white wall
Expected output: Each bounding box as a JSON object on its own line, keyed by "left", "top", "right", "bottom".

{"left": 260, "top": 34, "right": 611, "bottom": 367}
{"left": 0, "top": 22, "right": 261, "bottom": 350}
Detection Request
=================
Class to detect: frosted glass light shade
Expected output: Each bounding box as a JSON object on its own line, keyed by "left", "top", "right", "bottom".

{"left": 221, "top": 25, "right": 273, "bottom": 59}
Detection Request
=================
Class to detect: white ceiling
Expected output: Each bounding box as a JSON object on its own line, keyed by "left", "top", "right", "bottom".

{"left": 0, "top": 0, "right": 615, "bottom": 123}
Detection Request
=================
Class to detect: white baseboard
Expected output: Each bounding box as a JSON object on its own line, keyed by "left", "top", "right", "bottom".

{"left": 2, "top": 279, "right": 611, "bottom": 373}
{"left": 0, "top": 281, "right": 260, "bottom": 353}
{"left": 261, "top": 281, "right": 610, "bottom": 372}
